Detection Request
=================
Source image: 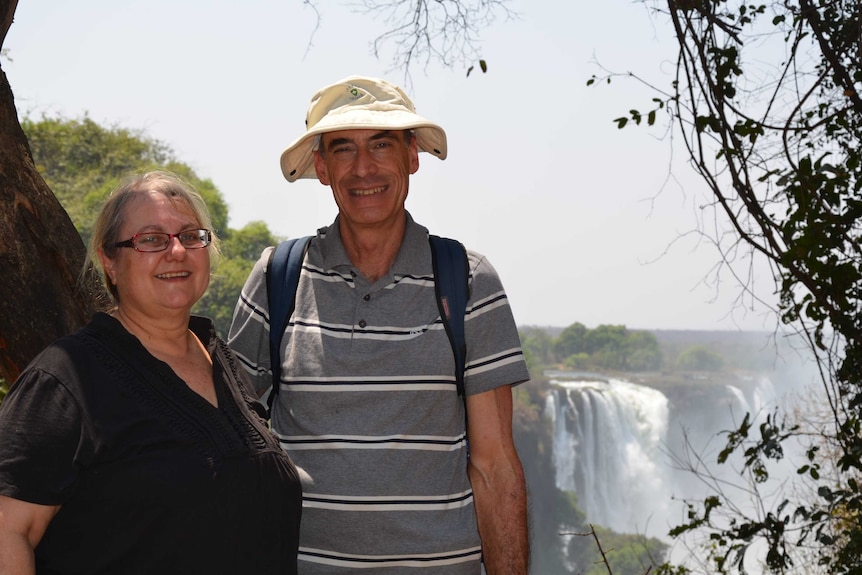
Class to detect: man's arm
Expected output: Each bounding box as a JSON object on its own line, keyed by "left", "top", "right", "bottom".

{"left": 0, "top": 495, "right": 59, "bottom": 575}
{"left": 466, "top": 385, "right": 529, "bottom": 574}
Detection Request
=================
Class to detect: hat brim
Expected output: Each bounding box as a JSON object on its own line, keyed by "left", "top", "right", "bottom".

{"left": 279, "top": 109, "right": 447, "bottom": 182}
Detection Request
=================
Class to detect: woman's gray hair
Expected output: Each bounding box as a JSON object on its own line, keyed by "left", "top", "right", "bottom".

{"left": 89, "top": 170, "right": 220, "bottom": 302}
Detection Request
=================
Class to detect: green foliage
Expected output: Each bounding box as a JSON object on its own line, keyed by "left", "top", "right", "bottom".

{"left": 192, "top": 220, "right": 283, "bottom": 336}
{"left": 22, "top": 115, "right": 278, "bottom": 338}
{"left": 0, "top": 378, "right": 7, "bottom": 407}
{"left": 620, "top": 329, "right": 663, "bottom": 371}
{"left": 676, "top": 345, "right": 724, "bottom": 372}
{"left": 653, "top": 565, "right": 691, "bottom": 575}
{"left": 221, "top": 220, "right": 280, "bottom": 261}
{"left": 546, "top": 322, "right": 663, "bottom": 372}
{"left": 554, "top": 321, "right": 588, "bottom": 360}
{"left": 161, "top": 161, "right": 229, "bottom": 238}
{"left": 656, "top": 330, "right": 776, "bottom": 371}
{"left": 22, "top": 116, "right": 230, "bottom": 249}
{"left": 519, "top": 328, "right": 554, "bottom": 374}
{"left": 561, "top": 525, "right": 669, "bottom": 575}
{"left": 584, "top": 528, "right": 668, "bottom": 575}
{"left": 193, "top": 257, "right": 255, "bottom": 338}
{"left": 583, "top": 324, "right": 627, "bottom": 355}
{"left": 563, "top": 352, "right": 591, "bottom": 370}
{"left": 23, "top": 115, "right": 168, "bottom": 247}
{"left": 465, "top": 59, "right": 488, "bottom": 77}
{"left": 590, "top": 0, "right": 862, "bottom": 572}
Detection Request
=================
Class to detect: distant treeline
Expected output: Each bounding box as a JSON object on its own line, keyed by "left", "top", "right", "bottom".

{"left": 519, "top": 322, "right": 732, "bottom": 373}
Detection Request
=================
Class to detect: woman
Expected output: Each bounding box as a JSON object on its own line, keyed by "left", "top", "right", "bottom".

{"left": 0, "top": 171, "right": 301, "bottom": 574}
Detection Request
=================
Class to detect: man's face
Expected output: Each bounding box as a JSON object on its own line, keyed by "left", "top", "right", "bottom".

{"left": 313, "top": 129, "right": 419, "bottom": 230}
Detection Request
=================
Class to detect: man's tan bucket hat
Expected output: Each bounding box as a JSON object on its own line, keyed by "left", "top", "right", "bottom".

{"left": 279, "top": 75, "right": 448, "bottom": 182}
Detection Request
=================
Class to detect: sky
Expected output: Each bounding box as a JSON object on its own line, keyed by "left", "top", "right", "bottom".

{"left": 4, "top": 0, "right": 781, "bottom": 331}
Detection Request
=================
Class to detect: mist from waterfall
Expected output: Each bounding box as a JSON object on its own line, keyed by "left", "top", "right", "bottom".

{"left": 544, "top": 376, "right": 673, "bottom": 536}
{"left": 544, "top": 372, "right": 788, "bottom": 542}
{"left": 726, "top": 377, "right": 777, "bottom": 419}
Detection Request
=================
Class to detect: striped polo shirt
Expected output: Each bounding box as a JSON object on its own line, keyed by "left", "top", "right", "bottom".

{"left": 228, "top": 213, "right": 529, "bottom": 574}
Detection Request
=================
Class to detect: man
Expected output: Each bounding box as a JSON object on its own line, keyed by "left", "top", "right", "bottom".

{"left": 229, "top": 75, "right": 530, "bottom": 574}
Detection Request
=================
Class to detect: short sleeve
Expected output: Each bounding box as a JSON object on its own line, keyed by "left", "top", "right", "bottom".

{"left": 0, "top": 367, "right": 86, "bottom": 505}
{"left": 463, "top": 252, "right": 531, "bottom": 395}
{"left": 228, "top": 246, "right": 276, "bottom": 396}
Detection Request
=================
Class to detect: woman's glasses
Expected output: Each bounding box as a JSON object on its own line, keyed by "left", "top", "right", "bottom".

{"left": 112, "top": 229, "right": 212, "bottom": 252}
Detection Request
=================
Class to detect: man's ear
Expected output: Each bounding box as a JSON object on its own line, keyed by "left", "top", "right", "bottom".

{"left": 313, "top": 150, "right": 331, "bottom": 186}
{"left": 408, "top": 137, "right": 420, "bottom": 175}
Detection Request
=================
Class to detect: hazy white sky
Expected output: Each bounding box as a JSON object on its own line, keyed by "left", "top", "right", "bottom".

{"left": 5, "top": 0, "right": 780, "bottom": 331}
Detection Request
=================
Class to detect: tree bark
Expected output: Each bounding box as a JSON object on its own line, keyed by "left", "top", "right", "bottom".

{"left": 0, "top": 0, "right": 105, "bottom": 381}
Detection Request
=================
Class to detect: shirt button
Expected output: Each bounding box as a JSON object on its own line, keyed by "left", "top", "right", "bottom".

{"left": 358, "top": 319, "right": 367, "bottom": 328}
{"left": 363, "top": 294, "right": 370, "bottom": 301}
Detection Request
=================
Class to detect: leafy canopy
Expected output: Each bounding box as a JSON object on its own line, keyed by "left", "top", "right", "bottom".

{"left": 22, "top": 115, "right": 282, "bottom": 337}
{"left": 590, "top": 1, "right": 862, "bottom": 573}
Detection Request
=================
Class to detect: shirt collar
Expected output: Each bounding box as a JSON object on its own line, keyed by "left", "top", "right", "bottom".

{"left": 317, "top": 211, "right": 430, "bottom": 276}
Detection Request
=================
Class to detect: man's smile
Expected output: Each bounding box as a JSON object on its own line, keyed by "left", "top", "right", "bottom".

{"left": 350, "top": 185, "right": 386, "bottom": 197}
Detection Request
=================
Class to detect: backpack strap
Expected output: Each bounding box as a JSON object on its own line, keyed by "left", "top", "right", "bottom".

{"left": 265, "top": 236, "right": 312, "bottom": 414}
{"left": 264, "top": 234, "right": 469, "bottom": 416}
{"left": 429, "top": 235, "right": 470, "bottom": 397}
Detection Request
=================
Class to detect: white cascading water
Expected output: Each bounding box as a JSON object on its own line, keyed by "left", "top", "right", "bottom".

{"left": 726, "top": 377, "right": 777, "bottom": 420}
{"left": 545, "top": 371, "right": 788, "bottom": 556}
{"left": 544, "top": 376, "right": 673, "bottom": 536}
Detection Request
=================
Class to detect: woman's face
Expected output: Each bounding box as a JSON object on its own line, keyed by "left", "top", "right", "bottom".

{"left": 99, "top": 190, "right": 210, "bottom": 318}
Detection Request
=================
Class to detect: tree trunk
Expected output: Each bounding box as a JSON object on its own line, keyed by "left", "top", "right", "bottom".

{"left": 0, "top": 0, "right": 105, "bottom": 381}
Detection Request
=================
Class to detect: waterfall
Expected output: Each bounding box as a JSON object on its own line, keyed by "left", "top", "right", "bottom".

{"left": 543, "top": 372, "right": 789, "bottom": 540}
{"left": 726, "top": 376, "right": 778, "bottom": 421}
{"left": 544, "top": 376, "right": 672, "bottom": 535}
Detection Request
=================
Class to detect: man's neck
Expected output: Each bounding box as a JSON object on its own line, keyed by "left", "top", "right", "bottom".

{"left": 339, "top": 215, "right": 407, "bottom": 282}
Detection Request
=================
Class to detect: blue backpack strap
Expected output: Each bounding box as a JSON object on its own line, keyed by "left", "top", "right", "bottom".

{"left": 265, "top": 236, "right": 312, "bottom": 414}
{"left": 429, "top": 235, "right": 470, "bottom": 397}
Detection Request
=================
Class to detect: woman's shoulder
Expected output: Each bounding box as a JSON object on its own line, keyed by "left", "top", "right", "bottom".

{"left": 17, "top": 313, "right": 128, "bottom": 385}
